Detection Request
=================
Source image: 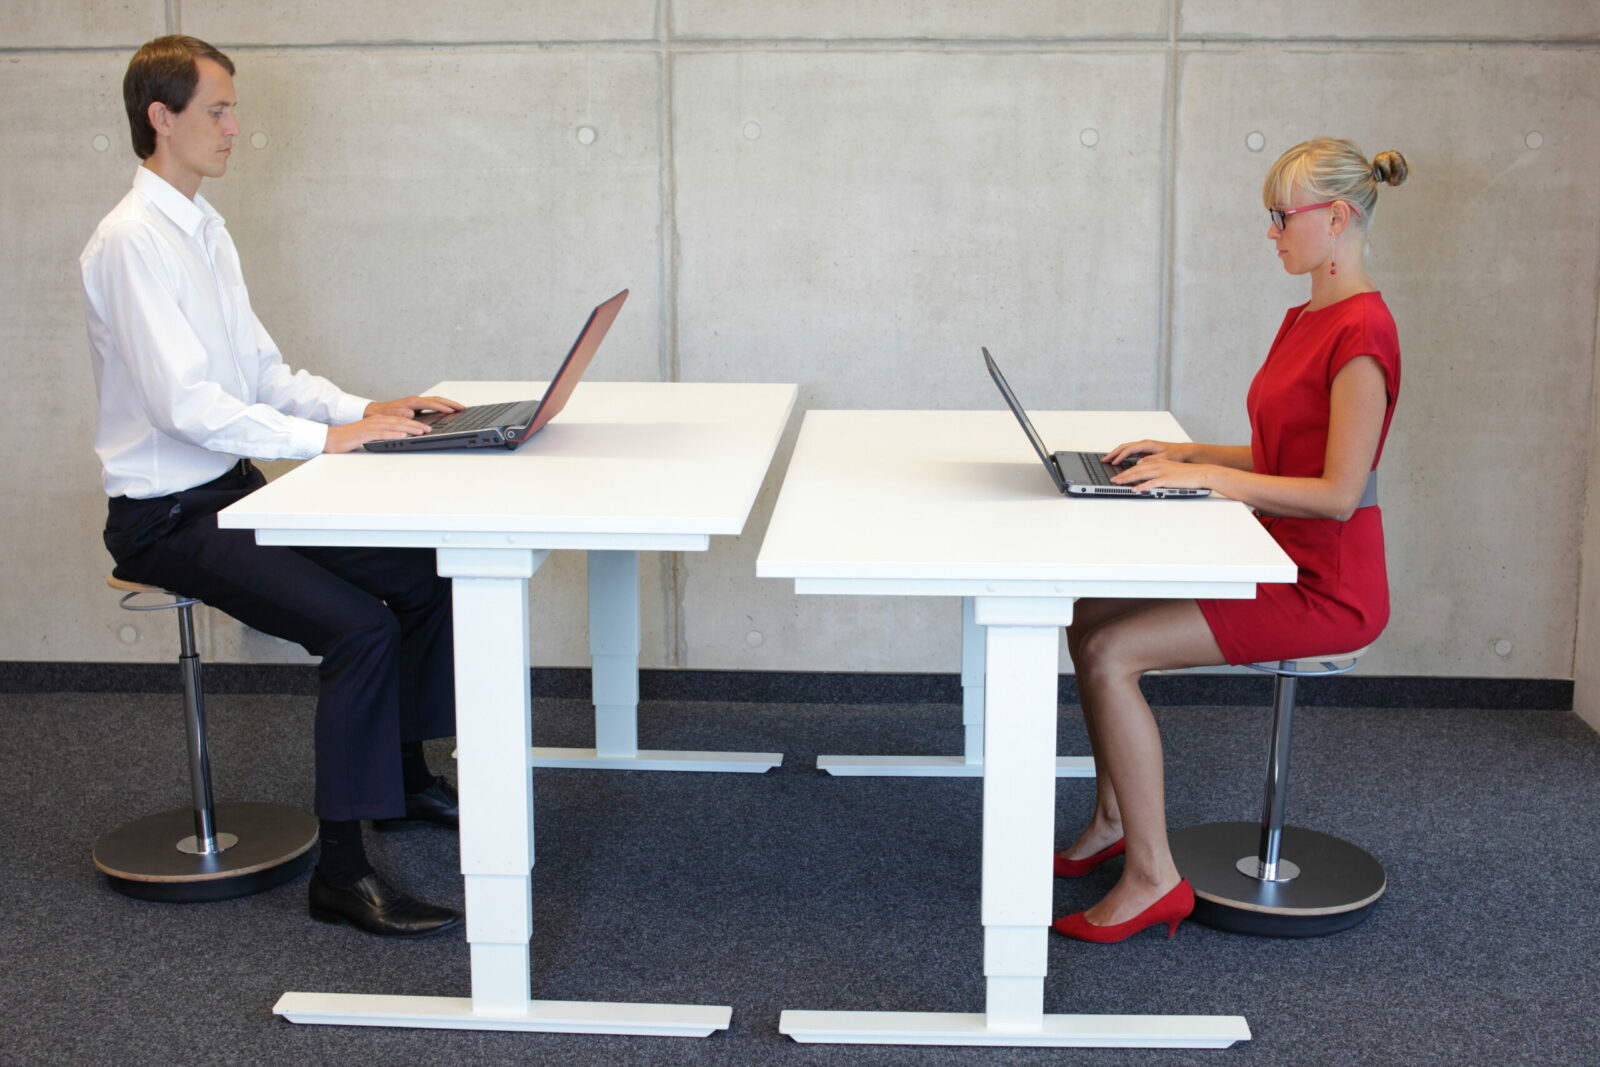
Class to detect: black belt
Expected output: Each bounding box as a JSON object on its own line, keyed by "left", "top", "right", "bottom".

{"left": 200, "top": 458, "right": 257, "bottom": 490}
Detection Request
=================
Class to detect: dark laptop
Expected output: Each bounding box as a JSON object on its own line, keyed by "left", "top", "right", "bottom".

{"left": 365, "top": 289, "right": 628, "bottom": 452}
{"left": 982, "top": 347, "right": 1210, "bottom": 498}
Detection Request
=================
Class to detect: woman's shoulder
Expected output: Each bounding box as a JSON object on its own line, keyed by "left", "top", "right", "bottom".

{"left": 1349, "top": 291, "right": 1398, "bottom": 349}
{"left": 1323, "top": 292, "right": 1400, "bottom": 389}
{"left": 1313, "top": 291, "right": 1397, "bottom": 349}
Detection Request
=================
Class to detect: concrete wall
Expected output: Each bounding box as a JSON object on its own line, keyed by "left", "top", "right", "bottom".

{"left": 4, "top": 3, "right": 1599, "bottom": 681}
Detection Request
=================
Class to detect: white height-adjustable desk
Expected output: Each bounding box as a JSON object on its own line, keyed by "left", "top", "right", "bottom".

{"left": 220, "top": 380, "right": 796, "bottom": 1035}
{"left": 757, "top": 409, "right": 1296, "bottom": 1049}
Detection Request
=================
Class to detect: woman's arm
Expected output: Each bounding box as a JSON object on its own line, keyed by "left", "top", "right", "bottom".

{"left": 1112, "top": 356, "right": 1389, "bottom": 520}
{"left": 1104, "top": 440, "right": 1254, "bottom": 470}
{"left": 1189, "top": 443, "right": 1255, "bottom": 470}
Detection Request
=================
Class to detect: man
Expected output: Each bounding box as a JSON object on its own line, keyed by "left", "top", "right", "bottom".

{"left": 83, "top": 36, "right": 463, "bottom": 937}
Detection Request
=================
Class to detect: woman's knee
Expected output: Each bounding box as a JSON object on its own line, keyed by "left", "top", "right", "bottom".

{"left": 1075, "top": 622, "right": 1145, "bottom": 684}
{"left": 1065, "top": 603, "right": 1113, "bottom": 660}
{"left": 1067, "top": 599, "right": 1141, "bottom": 659}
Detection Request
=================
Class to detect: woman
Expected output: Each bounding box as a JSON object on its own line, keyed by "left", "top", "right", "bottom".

{"left": 1052, "top": 138, "right": 1409, "bottom": 943}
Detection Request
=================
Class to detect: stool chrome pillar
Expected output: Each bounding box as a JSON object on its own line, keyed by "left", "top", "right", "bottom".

{"left": 93, "top": 577, "right": 318, "bottom": 902}
{"left": 1167, "top": 650, "right": 1385, "bottom": 937}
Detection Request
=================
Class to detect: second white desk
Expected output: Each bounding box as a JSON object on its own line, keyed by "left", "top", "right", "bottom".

{"left": 758, "top": 409, "right": 1295, "bottom": 1049}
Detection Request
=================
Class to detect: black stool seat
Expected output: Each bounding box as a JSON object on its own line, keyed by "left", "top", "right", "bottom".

{"left": 1168, "top": 648, "right": 1386, "bottom": 937}
{"left": 94, "top": 576, "right": 317, "bottom": 903}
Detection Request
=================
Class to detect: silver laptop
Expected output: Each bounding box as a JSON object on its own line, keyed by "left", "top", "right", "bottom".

{"left": 365, "top": 289, "right": 628, "bottom": 452}
{"left": 983, "top": 348, "right": 1210, "bottom": 498}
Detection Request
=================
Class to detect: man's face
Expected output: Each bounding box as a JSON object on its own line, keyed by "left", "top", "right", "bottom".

{"left": 152, "top": 57, "right": 239, "bottom": 187}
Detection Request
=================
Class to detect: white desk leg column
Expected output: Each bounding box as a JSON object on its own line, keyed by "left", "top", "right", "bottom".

{"left": 815, "top": 596, "right": 1092, "bottom": 779}
{"left": 979, "top": 612, "right": 1059, "bottom": 1030}
{"left": 449, "top": 548, "right": 544, "bottom": 1014}
{"left": 529, "top": 550, "right": 781, "bottom": 774}
{"left": 275, "top": 547, "right": 731, "bottom": 1036}
{"left": 781, "top": 596, "right": 1248, "bottom": 1048}
{"left": 961, "top": 595, "right": 985, "bottom": 766}
{"left": 590, "top": 549, "right": 640, "bottom": 759}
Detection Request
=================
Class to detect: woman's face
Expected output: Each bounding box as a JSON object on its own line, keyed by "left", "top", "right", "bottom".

{"left": 1266, "top": 196, "right": 1335, "bottom": 276}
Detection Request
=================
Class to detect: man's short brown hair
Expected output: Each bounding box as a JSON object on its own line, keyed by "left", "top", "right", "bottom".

{"left": 123, "top": 35, "right": 235, "bottom": 160}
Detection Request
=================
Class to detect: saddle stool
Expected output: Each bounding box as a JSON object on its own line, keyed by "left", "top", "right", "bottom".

{"left": 1167, "top": 646, "right": 1386, "bottom": 936}
{"left": 92, "top": 576, "right": 319, "bottom": 902}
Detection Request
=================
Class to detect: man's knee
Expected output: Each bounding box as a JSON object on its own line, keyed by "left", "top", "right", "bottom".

{"left": 315, "top": 599, "right": 404, "bottom": 668}
{"left": 376, "top": 553, "right": 451, "bottom": 618}
{"left": 354, "top": 602, "right": 404, "bottom": 646}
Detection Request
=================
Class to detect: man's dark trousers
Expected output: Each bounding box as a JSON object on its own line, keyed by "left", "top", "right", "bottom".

{"left": 105, "top": 461, "right": 456, "bottom": 821}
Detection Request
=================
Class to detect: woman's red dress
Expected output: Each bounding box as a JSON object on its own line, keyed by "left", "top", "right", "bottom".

{"left": 1197, "top": 291, "right": 1401, "bottom": 664}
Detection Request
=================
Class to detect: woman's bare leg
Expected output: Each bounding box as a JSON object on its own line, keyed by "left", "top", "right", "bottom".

{"left": 1072, "top": 599, "right": 1225, "bottom": 926}
{"left": 1059, "top": 598, "right": 1156, "bottom": 859}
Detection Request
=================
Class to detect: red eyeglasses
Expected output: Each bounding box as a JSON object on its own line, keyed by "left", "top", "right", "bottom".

{"left": 1269, "top": 200, "right": 1363, "bottom": 231}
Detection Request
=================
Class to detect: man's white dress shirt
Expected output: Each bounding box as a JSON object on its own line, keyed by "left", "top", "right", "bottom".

{"left": 82, "top": 167, "right": 370, "bottom": 499}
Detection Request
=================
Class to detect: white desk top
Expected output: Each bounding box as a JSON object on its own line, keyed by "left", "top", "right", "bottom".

{"left": 757, "top": 409, "right": 1295, "bottom": 594}
{"left": 220, "top": 381, "right": 797, "bottom": 542}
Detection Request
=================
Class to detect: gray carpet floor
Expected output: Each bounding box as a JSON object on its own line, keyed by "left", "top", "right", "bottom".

{"left": 3, "top": 689, "right": 1598, "bottom": 1066}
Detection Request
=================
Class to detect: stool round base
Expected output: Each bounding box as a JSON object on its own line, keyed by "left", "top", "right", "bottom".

{"left": 94, "top": 802, "right": 318, "bottom": 903}
{"left": 1168, "top": 821, "right": 1386, "bottom": 938}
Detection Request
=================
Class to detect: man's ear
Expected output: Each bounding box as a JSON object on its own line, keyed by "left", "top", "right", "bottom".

{"left": 147, "top": 100, "right": 171, "bottom": 140}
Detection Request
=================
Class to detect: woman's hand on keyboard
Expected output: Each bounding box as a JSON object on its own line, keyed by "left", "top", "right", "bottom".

{"left": 1111, "top": 455, "right": 1220, "bottom": 494}
{"left": 1103, "top": 439, "right": 1195, "bottom": 466}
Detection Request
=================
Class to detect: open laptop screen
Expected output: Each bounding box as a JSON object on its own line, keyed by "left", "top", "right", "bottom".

{"left": 982, "top": 347, "right": 1066, "bottom": 489}
{"left": 508, "top": 288, "right": 628, "bottom": 443}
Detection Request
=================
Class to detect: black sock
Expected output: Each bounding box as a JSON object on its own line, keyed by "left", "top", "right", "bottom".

{"left": 316, "top": 819, "right": 374, "bottom": 887}
{"left": 400, "top": 740, "right": 436, "bottom": 794}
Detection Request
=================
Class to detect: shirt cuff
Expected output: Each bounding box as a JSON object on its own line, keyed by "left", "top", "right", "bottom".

{"left": 335, "top": 394, "right": 372, "bottom": 425}
{"left": 287, "top": 418, "right": 330, "bottom": 459}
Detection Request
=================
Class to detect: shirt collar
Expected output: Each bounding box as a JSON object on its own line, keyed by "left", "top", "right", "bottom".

{"left": 132, "top": 166, "right": 225, "bottom": 238}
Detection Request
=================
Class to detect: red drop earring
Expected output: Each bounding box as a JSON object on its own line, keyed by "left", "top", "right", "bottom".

{"left": 1329, "top": 233, "right": 1338, "bottom": 275}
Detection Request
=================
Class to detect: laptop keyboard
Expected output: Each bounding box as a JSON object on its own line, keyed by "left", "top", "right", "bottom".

{"left": 1082, "top": 454, "right": 1140, "bottom": 486}
{"left": 425, "top": 401, "right": 526, "bottom": 434}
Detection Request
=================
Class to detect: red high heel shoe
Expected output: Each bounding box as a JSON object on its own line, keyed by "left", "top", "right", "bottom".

{"left": 1053, "top": 838, "right": 1125, "bottom": 877}
{"left": 1052, "top": 879, "right": 1195, "bottom": 943}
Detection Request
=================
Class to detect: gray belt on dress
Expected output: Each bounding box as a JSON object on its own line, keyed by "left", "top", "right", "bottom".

{"left": 1257, "top": 471, "right": 1377, "bottom": 518}
{"left": 1357, "top": 471, "right": 1378, "bottom": 509}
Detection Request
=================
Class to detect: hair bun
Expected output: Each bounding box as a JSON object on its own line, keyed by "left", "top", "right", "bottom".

{"left": 1371, "top": 150, "right": 1409, "bottom": 187}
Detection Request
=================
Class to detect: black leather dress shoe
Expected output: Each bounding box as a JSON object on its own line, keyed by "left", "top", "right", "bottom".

{"left": 371, "top": 777, "right": 459, "bottom": 832}
{"left": 308, "top": 871, "right": 462, "bottom": 937}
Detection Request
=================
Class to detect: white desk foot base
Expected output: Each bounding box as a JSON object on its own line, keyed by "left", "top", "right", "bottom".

{"left": 779, "top": 1009, "right": 1250, "bottom": 1048}
{"left": 274, "top": 992, "right": 731, "bottom": 1036}
{"left": 816, "top": 755, "right": 1094, "bottom": 778}
{"left": 530, "top": 747, "right": 782, "bottom": 773}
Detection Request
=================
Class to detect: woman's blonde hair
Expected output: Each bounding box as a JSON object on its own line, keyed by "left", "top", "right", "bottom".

{"left": 1263, "top": 138, "right": 1409, "bottom": 226}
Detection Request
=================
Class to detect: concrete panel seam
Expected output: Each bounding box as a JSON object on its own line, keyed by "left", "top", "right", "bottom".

{"left": 661, "top": 44, "right": 678, "bottom": 385}
{"left": 667, "top": 36, "right": 1172, "bottom": 47}
{"left": 1156, "top": 0, "right": 1180, "bottom": 411}
{"left": 1177, "top": 35, "right": 1600, "bottom": 47}
{"left": 198, "top": 602, "right": 214, "bottom": 663}
{"left": 661, "top": 1, "right": 683, "bottom": 668}
{"left": 1172, "top": 38, "right": 1600, "bottom": 51}
{"left": 670, "top": 553, "right": 686, "bottom": 668}
{"left": 667, "top": 41, "right": 1173, "bottom": 55}
{"left": 1571, "top": 219, "right": 1600, "bottom": 679}
{"left": 5, "top": 40, "right": 1599, "bottom": 59}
